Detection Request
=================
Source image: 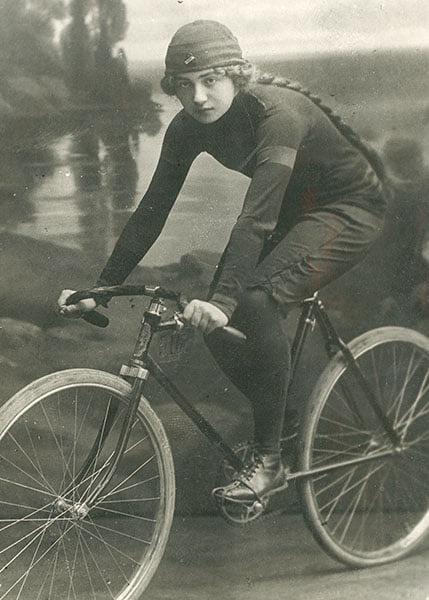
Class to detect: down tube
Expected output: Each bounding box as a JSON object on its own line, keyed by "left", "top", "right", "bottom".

{"left": 147, "top": 355, "right": 244, "bottom": 472}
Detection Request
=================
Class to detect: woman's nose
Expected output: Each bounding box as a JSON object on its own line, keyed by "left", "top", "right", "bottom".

{"left": 193, "top": 83, "right": 208, "bottom": 105}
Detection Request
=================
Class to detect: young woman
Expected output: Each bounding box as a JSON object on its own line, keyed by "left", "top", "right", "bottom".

{"left": 58, "top": 20, "right": 387, "bottom": 505}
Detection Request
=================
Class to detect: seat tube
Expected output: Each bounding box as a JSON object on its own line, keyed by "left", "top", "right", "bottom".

{"left": 289, "top": 297, "right": 317, "bottom": 383}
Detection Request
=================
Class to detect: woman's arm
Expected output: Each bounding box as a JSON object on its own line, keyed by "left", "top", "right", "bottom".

{"left": 98, "top": 115, "right": 199, "bottom": 286}
{"left": 209, "top": 108, "right": 305, "bottom": 318}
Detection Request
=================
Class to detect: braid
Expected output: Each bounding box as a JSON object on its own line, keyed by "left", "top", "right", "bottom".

{"left": 257, "top": 72, "right": 388, "bottom": 189}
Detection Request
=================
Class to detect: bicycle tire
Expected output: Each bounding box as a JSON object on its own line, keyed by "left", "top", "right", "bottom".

{"left": 0, "top": 368, "right": 175, "bottom": 599}
{"left": 299, "top": 326, "right": 429, "bottom": 568}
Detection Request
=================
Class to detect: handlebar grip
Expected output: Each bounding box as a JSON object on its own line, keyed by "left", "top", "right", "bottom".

{"left": 82, "top": 311, "right": 110, "bottom": 328}
{"left": 64, "top": 290, "right": 109, "bottom": 327}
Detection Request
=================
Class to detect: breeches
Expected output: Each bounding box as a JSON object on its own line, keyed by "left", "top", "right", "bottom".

{"left": 245, "top": 202, "right": 385, "bottom": 312}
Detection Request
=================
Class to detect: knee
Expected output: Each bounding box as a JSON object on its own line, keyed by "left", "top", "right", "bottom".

{"left": 203, "top": 327, "right": 223, "bottom": 358}
{"left": 239, "top": 287, "right": 276, "bottom": 319}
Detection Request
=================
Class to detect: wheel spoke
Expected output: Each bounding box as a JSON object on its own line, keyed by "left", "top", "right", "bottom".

{"left": 101, "top": 496, "right": 160, "bottom": 504}
{"left": 312, "top": 438, "right": 373, "bottom": 465}
{"left": 82, "top": 518, "right": 153, "bottom": 544}
{"left": 0, "top": 510, "right": 63, "bottom": 560}
{"left": 77, "top": 532, "right": 117, "bottom": 600}
{"left": 0, "top": 452, "right": 56, "bottom": 497}
{"left": 0, "top": 518, "right": 75, "bottom": 599}
{"left": 318, "top": 414, "right": 370, "bottom": 436}
{"left": 75, "top": 525, "right": 98, "bottom": 600}
{"left": 94, "top": 504, "right": 157, "bottom": 522}
{"left": 85, "top": 514, "right": 134, "bottom": 583}
{"left": 97, "top": 473, "right": 160, "bottom": 501}
{"left": 76, "top": 520, "right": 143, "bottom": 566}
{"left": 57, "top": 389, "right": 95, "bottom": 497}
{"left": 15, "top": 519, "right": 50, "bottom": 600}
{"left": 0, "top": 500, "right": 54, "bottom": 535}
{"left": 94, "top": 454, "right": 156, "bottom": 507}
{"left": 39, "top": 403, "right": 76, "bottom": 486}
{"left": 7, "top": 430, "right": 56, "bottom": 496}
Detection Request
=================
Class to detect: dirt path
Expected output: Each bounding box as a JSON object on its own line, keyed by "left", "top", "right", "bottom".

{"left": 144, "top": 512, "right": 429, "bottom": 600}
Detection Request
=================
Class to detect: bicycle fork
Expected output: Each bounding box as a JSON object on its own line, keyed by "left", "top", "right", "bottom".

{"left": 55, "top": 302, "right": 163, "bottom": 517}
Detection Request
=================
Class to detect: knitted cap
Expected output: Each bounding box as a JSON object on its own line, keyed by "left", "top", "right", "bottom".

{"left": 165, "top": 20, "right": 245, "bottom": 75}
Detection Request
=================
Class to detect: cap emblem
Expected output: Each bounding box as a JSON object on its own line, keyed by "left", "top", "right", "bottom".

{"left": 184, "top": 53, "right": 196, "bottom": 65}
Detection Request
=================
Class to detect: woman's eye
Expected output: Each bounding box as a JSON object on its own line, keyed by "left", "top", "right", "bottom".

{"left": 177, "top": 80, "right": 191, "bottom": 89}
{"left": 203, "top": 77, "right": 217, "bottom": 87}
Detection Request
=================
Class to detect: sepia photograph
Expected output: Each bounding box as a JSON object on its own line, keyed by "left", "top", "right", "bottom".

{"left": 0, "top": 1, "right": 429, "bottom": 598}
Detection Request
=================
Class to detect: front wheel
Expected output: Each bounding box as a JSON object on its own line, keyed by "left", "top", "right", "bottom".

{"left": 299, "top": 327, "right": 429, "bottom": 568}
{"left": 0, "top": 369, "right": 175, "bottom": 599}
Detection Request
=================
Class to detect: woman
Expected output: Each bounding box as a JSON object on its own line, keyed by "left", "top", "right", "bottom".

{"left": 58, "top": 20, "right": 387, "bottom": 506}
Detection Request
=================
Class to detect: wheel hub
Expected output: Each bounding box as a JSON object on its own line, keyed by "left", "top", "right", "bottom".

{"left": 368, "top": 431, "right": 405, "bottom": 454}
{"left": 53, "top": 497, "right": 90, "bottom": 520}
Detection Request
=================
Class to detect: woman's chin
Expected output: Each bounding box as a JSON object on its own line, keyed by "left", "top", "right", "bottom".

{"left": 192, "top": 109, "right": 222, "bottom": 123}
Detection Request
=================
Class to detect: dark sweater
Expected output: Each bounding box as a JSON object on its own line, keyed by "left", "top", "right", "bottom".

{"left": 98, "top": 83, "right": 384, "bottom": 318}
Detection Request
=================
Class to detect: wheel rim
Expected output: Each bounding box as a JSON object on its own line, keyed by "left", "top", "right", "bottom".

{"left": 0, "top": 383, "right": 170, "bottom": 599}
{"left": 306, "top": 339, "right": 429, "bottom": 560}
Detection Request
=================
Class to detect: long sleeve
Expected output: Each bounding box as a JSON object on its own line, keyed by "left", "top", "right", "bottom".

{"left": 98, "top": 114, "right": 199, "bottom": 286}
{"left": 209, "top": 107, "right": 305, "bottom": 318}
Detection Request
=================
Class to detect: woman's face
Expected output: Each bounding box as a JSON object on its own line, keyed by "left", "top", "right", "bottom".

{"left": 174, "top": 69, "right": 236, "bottom": 123}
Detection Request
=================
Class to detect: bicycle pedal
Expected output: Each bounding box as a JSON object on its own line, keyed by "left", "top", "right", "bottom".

{"left": 212, "top": 487, "right": 270, "bottom": 525}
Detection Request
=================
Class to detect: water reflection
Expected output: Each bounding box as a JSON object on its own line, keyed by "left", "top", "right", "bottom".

{"left": 8, "top": 118, "right": 141, "bottom": 268}
{"left": 69, "top": 114, "right": 139, "bottom": 262}
{"left": 0, "top": 138, "right": 56, "bottom": 228}
{"left": 0, "top": 0, "right": 162, "bottom": 271}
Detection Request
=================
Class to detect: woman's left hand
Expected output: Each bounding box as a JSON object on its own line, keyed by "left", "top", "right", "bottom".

{"left": 182, "top": 299, "right": 228, "bottom": 334}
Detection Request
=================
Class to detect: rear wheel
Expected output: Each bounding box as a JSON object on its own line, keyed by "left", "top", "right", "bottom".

{"left": 299, "top": 327, "right": 429, "bottom": 567}
{"left": 0, "top": 369, "right": 175, "bottom": 599}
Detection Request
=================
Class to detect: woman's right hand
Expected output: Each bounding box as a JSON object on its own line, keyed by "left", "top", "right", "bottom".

{"left": 57, "top": 289, "right": 97, "bottom": 319}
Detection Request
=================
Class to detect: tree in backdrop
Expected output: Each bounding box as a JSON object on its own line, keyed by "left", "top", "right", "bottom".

{"left": 0, "top": 0, "right": 68, "bottom": 227}
{"left": 0, "top": 0, "right": 68, "bottom": 119}
{"left": 60, "top": 0, "right": 162, "bottom": 263}
{"left": 60, "top": 0, "right": 161, "bottom": 136}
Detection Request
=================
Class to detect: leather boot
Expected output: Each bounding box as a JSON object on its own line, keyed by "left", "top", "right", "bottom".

{"left": 214, "top": 450, "right": 287, "bottom": 503}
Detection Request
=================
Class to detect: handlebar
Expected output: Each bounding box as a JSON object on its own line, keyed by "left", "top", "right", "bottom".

{"left": 68, "top": 285, "right": 184, "bottom": 306}
{"left": 65, "top": 285, "right": 247, "bottom": 343}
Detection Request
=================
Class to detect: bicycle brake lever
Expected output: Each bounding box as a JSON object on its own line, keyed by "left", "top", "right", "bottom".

{"left": 177, "top": 294, "right": 188, "bottom": 312}
{"left": 173, "top": 312, "right": 185, "bottom": 331}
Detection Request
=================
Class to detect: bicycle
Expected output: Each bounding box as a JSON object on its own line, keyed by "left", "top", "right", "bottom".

{"left": 1, "top": 283, "right": 428, "bottom": 599}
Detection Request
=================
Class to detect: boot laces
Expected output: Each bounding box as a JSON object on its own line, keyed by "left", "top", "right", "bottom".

{"left": 238, "top": 449, "right": 264, "bottom": 482}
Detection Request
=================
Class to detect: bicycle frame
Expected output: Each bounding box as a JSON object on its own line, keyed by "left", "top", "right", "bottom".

{"left": 75, "top": 290, "right": 401, "bottom": 507}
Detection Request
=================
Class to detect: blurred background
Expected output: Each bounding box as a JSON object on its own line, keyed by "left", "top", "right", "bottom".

{"left": 1, "top": 0, "right": 429, "bottom": 512}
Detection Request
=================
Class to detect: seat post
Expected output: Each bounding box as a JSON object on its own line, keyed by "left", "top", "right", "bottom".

{"left": 289, "top": 292, "right": 319, "bottom": 384}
